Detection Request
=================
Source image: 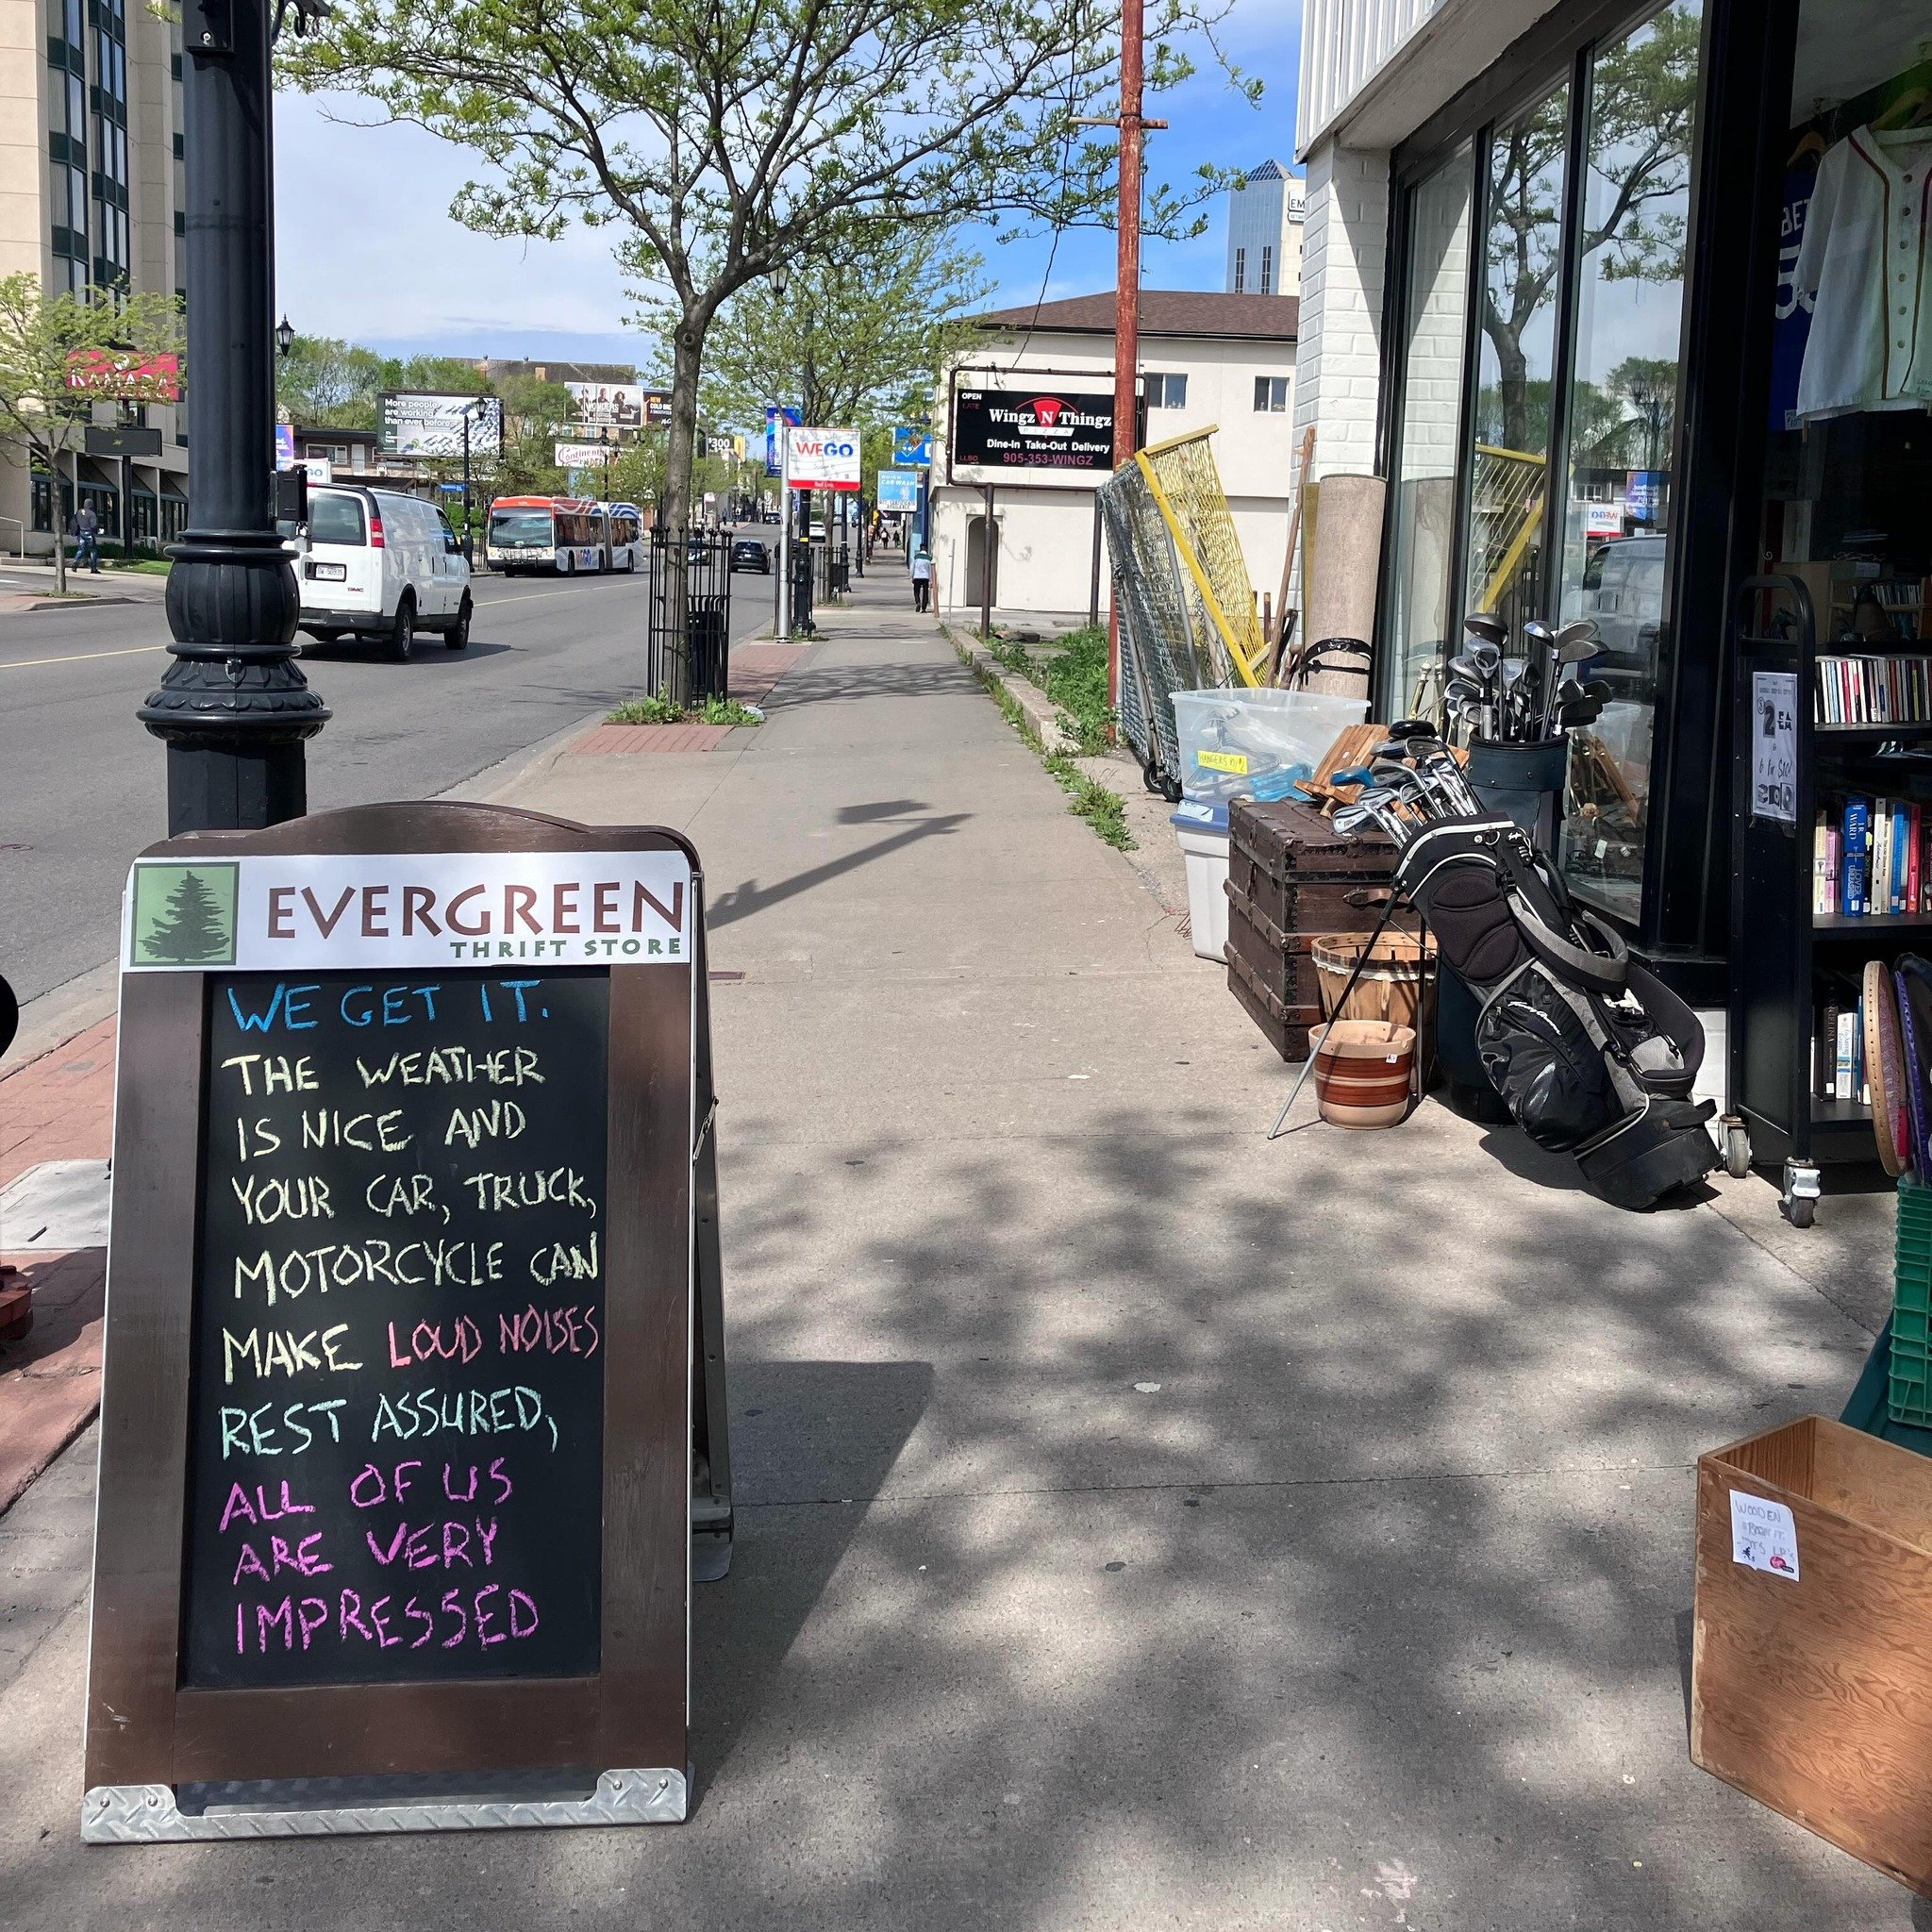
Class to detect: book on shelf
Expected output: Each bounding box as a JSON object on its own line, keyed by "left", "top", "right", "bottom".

{"left": 1813, "top": 794, "right": 1932, "bottom": 918}
{"left": 1815, "top": 653, "right": 1932, "bottom": 725}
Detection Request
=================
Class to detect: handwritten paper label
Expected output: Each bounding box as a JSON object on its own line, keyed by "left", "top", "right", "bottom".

{"left": 1730, "top": 1489, "right": 1801, "bottom": 1580}
{"left": 1751, "top": 670, "right": 1798, "bottom": 825}
{"left": 1196, "top": 749, "right": 1250, "bottom": 775}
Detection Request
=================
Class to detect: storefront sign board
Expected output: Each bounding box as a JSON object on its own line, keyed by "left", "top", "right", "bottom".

{"left": 82, "top": 802, "right": 731, "bottom": 1840}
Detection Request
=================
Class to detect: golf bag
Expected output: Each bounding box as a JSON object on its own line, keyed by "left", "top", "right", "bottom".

{"left": 1396, "top": 814, "right": 1718, "bottom": 1209}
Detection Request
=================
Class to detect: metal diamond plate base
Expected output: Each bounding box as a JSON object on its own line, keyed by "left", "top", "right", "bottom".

{"left": 82, "top": 1768, "right": 687, "bottom": 1840}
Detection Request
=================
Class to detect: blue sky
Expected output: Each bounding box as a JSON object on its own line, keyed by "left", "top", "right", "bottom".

{"left": 273, "top": 0, "right": 1303, "bottom": 366}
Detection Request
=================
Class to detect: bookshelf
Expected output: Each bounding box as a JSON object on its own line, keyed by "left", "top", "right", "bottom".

{"left": 1729, "top": 574, "right": 1932, "bottom": 1226}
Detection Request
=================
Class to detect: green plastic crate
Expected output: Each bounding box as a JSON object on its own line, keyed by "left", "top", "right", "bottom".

{"left": 1890, "top": 1176, "right": 1932, "bottom": 1426}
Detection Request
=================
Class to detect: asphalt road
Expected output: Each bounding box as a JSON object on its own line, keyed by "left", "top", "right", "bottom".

{"left": 0, "top": 549, "right": 779, "bottom": 1007}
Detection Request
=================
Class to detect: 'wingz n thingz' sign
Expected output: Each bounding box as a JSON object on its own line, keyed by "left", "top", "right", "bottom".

{"left": 952, "top": 388, "right": 1114, "bottom": 473}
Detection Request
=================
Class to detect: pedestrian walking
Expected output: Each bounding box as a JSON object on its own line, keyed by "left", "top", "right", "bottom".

{"left": 910, "top": 544, "right": 933, "bottom": 613}
{"left": 71, "top": 504, "right": 101, "bottom": 574}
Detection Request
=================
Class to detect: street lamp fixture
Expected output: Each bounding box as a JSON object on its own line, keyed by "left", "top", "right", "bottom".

{"left": 275, "top": 314, "right": 294, "bottom": 358}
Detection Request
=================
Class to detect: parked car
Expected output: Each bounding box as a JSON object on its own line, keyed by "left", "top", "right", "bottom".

{"left": 295, "top": 486, "right": 474, "bottom": 661}
{"left": 730, "top": 538, "right": 771, "bottom": 574}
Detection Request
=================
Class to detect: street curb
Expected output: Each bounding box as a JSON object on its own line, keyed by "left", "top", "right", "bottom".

{"left": 0, "top": 593, "right": 143, "bottom": 613}
{"left": 940, "top": 621, "right": 1076, "bottom": 754}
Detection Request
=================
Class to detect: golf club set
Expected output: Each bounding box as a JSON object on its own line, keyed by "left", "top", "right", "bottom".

{"left": 1281, "top": 621, "right": 1719, "bottom": 1209}
{"left": 1447, "top": 613, "right": 1607, "bottom": 746}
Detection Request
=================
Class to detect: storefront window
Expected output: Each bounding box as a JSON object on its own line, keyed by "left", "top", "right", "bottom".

{"left": 1386, "top": 148, "right": 1473, "bottom": 719}
{"left": 1556, "top": 0, "right": 1704, "bottom": 918}
{"left": 1466, "top": 81, "right": 1571, "bottom": 638}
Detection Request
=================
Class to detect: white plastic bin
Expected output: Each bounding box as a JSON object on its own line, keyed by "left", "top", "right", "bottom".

{"left": 1170, "top": 688, "right": 1367, "bottom": 806}
{"left": 1172, "top": 801, "right": 1230, "bottom": 961}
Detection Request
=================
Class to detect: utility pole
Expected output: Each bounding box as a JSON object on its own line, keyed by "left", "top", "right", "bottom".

{"left": 141, "top": 0, "right": 327, "bottom": 832}
{"left": 1076, "top": 0, "right": 1162, "bottom": 713}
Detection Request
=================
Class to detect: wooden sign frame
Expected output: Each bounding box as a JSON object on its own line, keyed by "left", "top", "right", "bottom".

{"left": 82, "top": 802, "right": 730, "bottom": 1840}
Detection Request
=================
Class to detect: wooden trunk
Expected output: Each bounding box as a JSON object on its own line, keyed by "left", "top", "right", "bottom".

{"left": 1224, "top": 800, "right": 1398, "bottom": 1062}
{"left": 1225, "top": 799, "right": 1395, "bottom": 938}
{"left": 1691, "top": 1414, "right": 1932, "bottom": 1893}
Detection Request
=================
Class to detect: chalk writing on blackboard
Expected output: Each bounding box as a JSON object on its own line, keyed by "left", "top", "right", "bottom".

{"left": 181, "top": 970, "right": 609, "bottom": 1689}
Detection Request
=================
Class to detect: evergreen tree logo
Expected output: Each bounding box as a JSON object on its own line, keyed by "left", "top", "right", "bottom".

{"left": 130, "top": 863, "right": 238, "bottom": 967}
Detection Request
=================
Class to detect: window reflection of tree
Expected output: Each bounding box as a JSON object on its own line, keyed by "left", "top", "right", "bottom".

{"left": 1480, "top": 8, "right": 1700, "bottom": 461}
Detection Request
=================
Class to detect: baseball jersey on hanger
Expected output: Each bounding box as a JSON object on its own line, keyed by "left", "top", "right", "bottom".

{"left": 1794, "top": 125, "right": 1932, "bottom": 421}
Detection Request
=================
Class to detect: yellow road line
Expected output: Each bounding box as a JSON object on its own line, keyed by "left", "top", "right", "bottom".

{"left": 0, "top": 642, "right": 165, "bottom": 672}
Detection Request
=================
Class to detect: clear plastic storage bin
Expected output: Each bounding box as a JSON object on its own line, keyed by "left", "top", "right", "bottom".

{"left": 1169, "top": 688, "right": 1368, "bottom": 806}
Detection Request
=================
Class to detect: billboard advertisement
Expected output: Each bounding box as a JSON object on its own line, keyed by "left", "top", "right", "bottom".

{"left": 787, "top": 426, "right": 860, "bottom": 491}
{"left": 66, "top": 348, "right": 180, "bottom": 401}
{"left": 379, "top": 391, "right": 504, "bottom": 457}
{"left": 564, "top": 382, "right": 669, "bottom": 431}
{"left": 952, "top": 388, "right": 1113, "bottom": 473}
{"left": 876, "top": 469, "right": 921, "bottom": 511}
{"left": 554, "top": 441, "right": 610, "bottom": 469}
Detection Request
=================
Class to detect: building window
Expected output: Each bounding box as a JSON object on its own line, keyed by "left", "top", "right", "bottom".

{"left": 1260, "top": 245, "right": 1274, "bottom": 295}
{"left": 1253, "top": 375, "right": 1290, "bottom": 413}
{"left": 1233, "top": 246, "right": 1246, "bottom": 292}
{"left": 1146, "top": 372, "right": 1188, "bottom": 408}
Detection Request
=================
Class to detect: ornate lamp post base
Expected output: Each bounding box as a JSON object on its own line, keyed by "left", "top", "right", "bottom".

{"left": 143, "top": 0, "right": 327, "bottom": 834}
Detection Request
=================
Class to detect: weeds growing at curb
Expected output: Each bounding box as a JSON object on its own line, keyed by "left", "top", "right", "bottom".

{"left": 608, "top": 695, "right": 763, "bottom": 726}
{"left": 956, "top": 639, "right": 1135, "bottom": 852}
{"left": 986, "top": 623, "right": 1114, "bottom": 755}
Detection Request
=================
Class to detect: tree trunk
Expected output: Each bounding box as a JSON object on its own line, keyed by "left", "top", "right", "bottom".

{"left": 658, "top": 317, "right": 705, "bottom": 706}
{"left": 47, "top": 442, "right": 68, "bottom": 596}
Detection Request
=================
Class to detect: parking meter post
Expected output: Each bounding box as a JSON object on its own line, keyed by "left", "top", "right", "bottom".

{"left": 140, "top": 0, "right": 328, "bottom": 833}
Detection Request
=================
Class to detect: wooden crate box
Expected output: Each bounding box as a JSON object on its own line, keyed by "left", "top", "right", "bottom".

{"left": 1692, "top": 1414, "right": 1932, "bottom": 1892}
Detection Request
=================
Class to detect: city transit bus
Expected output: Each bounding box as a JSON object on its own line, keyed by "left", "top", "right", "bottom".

{"left": 605, "top": 502, "right": 645, "bottom": 573}
{"left": 484, "top": 495, "right": 608, "bottom": 575}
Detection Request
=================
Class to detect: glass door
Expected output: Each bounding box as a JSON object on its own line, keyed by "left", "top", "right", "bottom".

{"left": 1464, "top": 80, "right": 1573, "bottom": 641}
{"left": 1385, "top": 148, "right": 1474, "bottom": 721}
{"left": 1554, "top": 0, "right": 1703, "bottom": 919}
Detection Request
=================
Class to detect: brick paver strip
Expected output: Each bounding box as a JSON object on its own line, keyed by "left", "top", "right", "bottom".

{"left": 571, "top": 723, "right": 737, "bottom": 756}
{"left": 0, "top": 1020, "right": 117, "bottom": 1514}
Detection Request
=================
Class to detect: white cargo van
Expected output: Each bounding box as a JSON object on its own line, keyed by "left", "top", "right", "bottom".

{"left": 295, "top": 486, "right": 473, "bottom": 661}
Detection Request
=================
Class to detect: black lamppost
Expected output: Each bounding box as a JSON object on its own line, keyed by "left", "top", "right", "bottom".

{"left": 140, "top": 0, "right": 328, "bottom": 834}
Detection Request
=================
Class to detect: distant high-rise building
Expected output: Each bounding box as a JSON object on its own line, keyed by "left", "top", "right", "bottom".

{"left": 1225, "top": 159, "right": 1307, "bottom": 299}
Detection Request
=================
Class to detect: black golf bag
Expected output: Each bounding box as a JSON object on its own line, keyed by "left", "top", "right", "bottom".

{"left": 1396, "top": 814, "right": 1718, "bottom": 1209}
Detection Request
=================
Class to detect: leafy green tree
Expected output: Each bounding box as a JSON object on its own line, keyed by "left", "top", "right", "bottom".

{"left": 275, "top": 334, "right": 390, "bottom": 428}
{"left": 286, "top": 0, "right": 1250, "bottom": 699}
{"left": 0, "top": 273, "right": 181, "bottom": 591}
{"left": 700, "top": 233, "right": 987, "bottom": 434}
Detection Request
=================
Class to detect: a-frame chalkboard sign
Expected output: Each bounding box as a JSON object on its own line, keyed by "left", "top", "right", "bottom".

{"left": 82, "top": 802, "right": 730, "bottom": 1840}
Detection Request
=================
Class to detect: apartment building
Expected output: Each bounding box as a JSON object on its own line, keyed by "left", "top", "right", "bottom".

{"left": 0, "top": 0, "right": 189, "bottom": 556}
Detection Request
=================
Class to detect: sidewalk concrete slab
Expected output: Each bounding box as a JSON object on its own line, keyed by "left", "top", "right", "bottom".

{"left": 0, "top": 573, "right": 1914, "bottom": 1926}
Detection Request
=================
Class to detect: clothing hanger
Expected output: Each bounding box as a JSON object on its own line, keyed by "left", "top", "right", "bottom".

{"left": 1789, "top": 127, "right": 1827, "bottom": 165}
{"left": 1871, "top": 85, "right": 1931, "bottom": 132}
